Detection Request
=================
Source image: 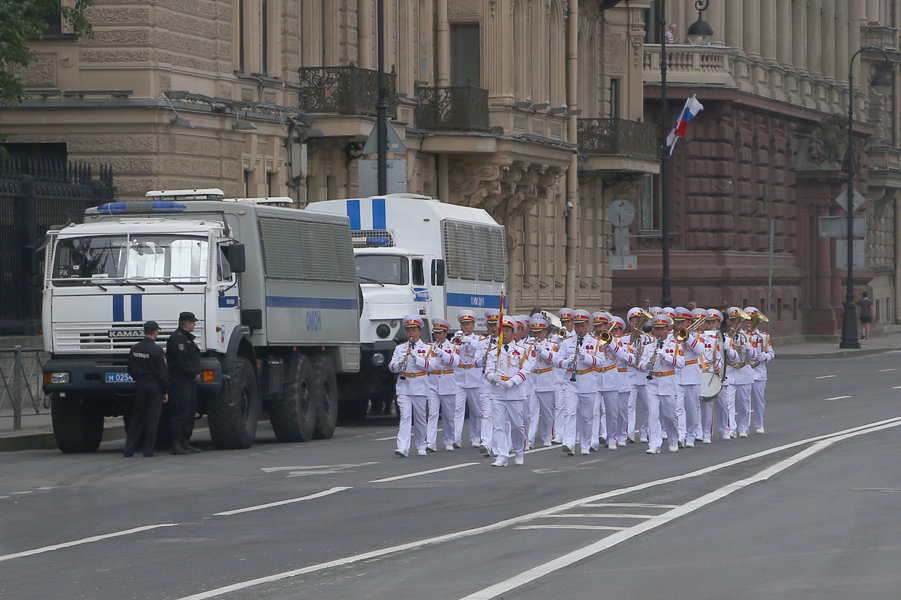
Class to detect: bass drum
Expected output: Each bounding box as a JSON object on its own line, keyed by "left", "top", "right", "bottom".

{"left": 700, "top": 372, "right": 722, "bottom": 402}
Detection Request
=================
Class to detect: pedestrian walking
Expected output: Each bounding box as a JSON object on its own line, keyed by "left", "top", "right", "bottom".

{"left": 167, "top": 311, "right": 202, "bottom": 454}
{"left": 124, "top": 321, "right": 168, "bottom": 457}
{"left": 858, "top": 292, "right": 874, "bottom": 340}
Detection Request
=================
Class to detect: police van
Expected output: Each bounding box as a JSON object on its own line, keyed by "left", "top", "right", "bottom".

{"left": 307, "top": 194, "right": 505, "bottom": 419}
{"left": 42, "top": 189, "right": 360, "bottom": 452}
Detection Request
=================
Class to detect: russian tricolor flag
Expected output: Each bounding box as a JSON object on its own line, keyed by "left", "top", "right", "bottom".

{"left": 665, "top": 94, "right": 704, "bottom": 157}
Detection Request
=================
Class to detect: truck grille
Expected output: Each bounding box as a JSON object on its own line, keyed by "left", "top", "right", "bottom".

{"left": 53, "top": 323, "right": 205, "bottom": 352}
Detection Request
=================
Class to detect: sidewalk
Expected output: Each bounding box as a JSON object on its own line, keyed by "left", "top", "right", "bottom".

{"left": 3, "top": 331, "right": 900, "bottom": 452}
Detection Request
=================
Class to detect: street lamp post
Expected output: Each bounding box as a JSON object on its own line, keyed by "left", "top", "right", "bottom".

{"left": 660, "top": 0, "right": 712, "bottom": 307}
{"left": 839, "top": 46, "right": 892, "bottom": 349}
{"left": 376, "top": 0, "right": 388, "bottom": 195}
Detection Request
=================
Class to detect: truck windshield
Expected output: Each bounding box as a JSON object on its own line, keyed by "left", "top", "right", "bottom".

{"left": 355, "top": 255, "right": 409, "bottom": 285}
{"left": 52, "top": 235, "right": 209, "bottom": 284}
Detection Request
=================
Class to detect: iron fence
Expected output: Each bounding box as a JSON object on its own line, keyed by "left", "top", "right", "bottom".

{"left": 0, "top": 347, "right": 48, "bottom": 430}
{"left": 577, "top": 117, "right": 659, "bottom": 161}
{"left": 414, "top": 86, "right": 490, "bottom": 132}
{"left": 0, "top": 157, "right": 114, "bottom": 335}
{"left": 298, "top": 63, "right": 397, "bottom": 118}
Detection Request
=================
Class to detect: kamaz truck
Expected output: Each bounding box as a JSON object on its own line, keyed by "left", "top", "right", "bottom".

{"left": 42, "top": 189, "right": 360, "bottom": 452}
{"left": 307, "top": 194, "right": 505, "bottom": 420}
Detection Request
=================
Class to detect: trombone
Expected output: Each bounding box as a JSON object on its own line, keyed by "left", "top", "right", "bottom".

{"left": 674, "top": 313, "right": 708, "bottom": 342}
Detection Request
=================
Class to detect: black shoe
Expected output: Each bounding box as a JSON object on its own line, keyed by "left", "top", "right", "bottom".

{"left": 123, "top": 451, "right": 134, "bottom": 458}
{"left": 184, "top": 442, "right": 202, "bottom": 454}
{"left": 170, "top": 443, "right": 189, "bottom": 455}
{"left": 143, "top": 452, "right": 157, "bottom": 457}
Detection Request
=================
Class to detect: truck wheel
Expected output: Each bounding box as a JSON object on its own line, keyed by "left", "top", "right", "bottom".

{"left": 51, "top": 394, "right": 104, "bottom": 453}
{"left": 268, "top": 353, "right": 315, "bottom": 442}
{"left": 208, "top": 356, "right": 259, "bottom": 449}
{"left": 311, "top": 354, "right": 338, "bottom": 439}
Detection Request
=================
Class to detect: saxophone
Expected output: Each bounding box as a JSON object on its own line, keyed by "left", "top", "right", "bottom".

{"left": 646, "top": 338, "right": 664, "bottom": 380}
{"left": 480, "top": 334, "right": 496, "bottom": 374}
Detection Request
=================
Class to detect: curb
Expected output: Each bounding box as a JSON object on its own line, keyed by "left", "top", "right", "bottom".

{"left": 779, "top": 346, "right": 901, "bottom": 360}
{"left": 0, "top": 425, "right": 126, "bottom": 453}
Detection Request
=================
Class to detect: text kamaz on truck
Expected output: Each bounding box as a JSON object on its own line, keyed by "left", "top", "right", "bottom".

{"left": 42, "top": 189, "right": 360, "bottom": 452}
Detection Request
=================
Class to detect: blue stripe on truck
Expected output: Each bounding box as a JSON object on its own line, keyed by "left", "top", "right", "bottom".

{"left": 346, "top": 199, "right": 362, "bottom": 231}
{"left": 446, "top": 292, "right": 504, "bottom": 310}
{"left": 266, "top": 296, "right": 359, "bottom": 310}
{"left": 113, "top": 294, "right": 124, "bottom": 322}
{"left": 372, "top": 197, "right": 386, "bottom": 230}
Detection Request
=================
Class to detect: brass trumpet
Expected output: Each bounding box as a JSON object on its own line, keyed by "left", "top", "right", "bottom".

{"left": 748, "top": 310, "right": 769, "bottom": 331}
{"left": 630, "top": 309, "right": 654, "bottom": 345}
{"left": 597, "top": 330, "right": 612, "bottom": 346}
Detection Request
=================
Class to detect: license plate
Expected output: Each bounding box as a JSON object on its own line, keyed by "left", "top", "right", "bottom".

{"left": 105, "top": 372, "right": 134, "bottom": 383}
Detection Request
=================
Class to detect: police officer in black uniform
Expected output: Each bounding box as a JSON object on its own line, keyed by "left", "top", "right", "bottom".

{"left": 124, "top": 321, "right": 168, "bottom": 457}
{"left": 167, "top": 311, "right": 202, "bottom": 454}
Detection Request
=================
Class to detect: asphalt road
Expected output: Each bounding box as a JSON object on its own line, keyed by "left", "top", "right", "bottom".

{"left": 2, "top": 351, "right": 900, "bottom": 600}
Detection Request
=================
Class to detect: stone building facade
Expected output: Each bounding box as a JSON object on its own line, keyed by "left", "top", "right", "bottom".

{"left": 615, "top": 0, "right": 901, "bottom": 338}
{"left": 2, "top": 0, "right": 658, "bottom": 317}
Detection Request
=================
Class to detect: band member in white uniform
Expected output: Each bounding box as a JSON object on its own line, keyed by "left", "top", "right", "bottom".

{"left": 425, "top": 318, "right": 459, "bottom": 451}
{"left": 699, "top": 309, "right": 724, "bottom": 443}
{"left": 591, "top": 312, "right": 613, "bottom": 449}
{"left": 453, "top": 309, "right": 483, "bottom": 449}
{"left": 638, "top": 314, "right": 685, "bottom": 453}
{"left": 527, "top": 315, "right": 557, "bottom": 447}
{"left": 475, "top": 309, "right": 500, "bottom": 456}
{"left": 609, "top": 316, "right": 632, "bottom": 447}
{"left": 721, "top": 307, "right": 758, "bottom": 439}
{"left": 745, "top": 306, "right": 774, "bottom": 434}
{"left": 626, "top": 307, "right": 653, "bottom": 443}
{"left": 484, "top": 316, "right": 535, "bottom": 466}
{"left": 551, "top": 308, "right": 575, "bottom": 444}
{"left": 558, "top": 310, "right": 606, "bottom": 455}
{"left": 674, "top": 307, "right": 704, "bottom": 448}
{"left": 389, "top": 315, "right": 433, "bottom": 457}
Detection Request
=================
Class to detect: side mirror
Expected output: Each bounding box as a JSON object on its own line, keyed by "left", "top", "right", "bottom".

{"left": 223, "top": 243, "right": 246, "bottom": 273}
{"left": 431, "top": 259, "right": 445, "bottom": 286}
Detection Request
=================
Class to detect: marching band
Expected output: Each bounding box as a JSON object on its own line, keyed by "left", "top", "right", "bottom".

{"left": 390, "top": 304, "right": 775, "bottom": 462}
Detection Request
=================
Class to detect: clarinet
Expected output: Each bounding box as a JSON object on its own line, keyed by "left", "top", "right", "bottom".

{"left": 398, "top": 342, "right": 414, "bottom": 380}
{"left": 646, "top": 339, "right": 664, "bottom": 380}
{"left": 480, "top": 335, "right": 495, "bottom": 374}
{"left": 569, "top": 336, "right": 583, "bottom": 382}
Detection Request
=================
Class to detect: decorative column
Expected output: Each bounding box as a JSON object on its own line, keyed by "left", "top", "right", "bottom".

{"left": 724, "top": 1, "right": 742, "bottom": 49}
{"left": 359, "top": 0, "right": 373, "bottom": 68}
{"left": 850, "top": 0, "right": 861, "bottom": 66}
{"left": 742, "top": 0, "right": 760, "bottom": 57}
{"left": 807, "top": 0, "right": 821, "bottom": 76}
{"left": 821, "top": 1, "right": 835, "bottom": 80}
{"left": 760, "top": 0, "right": 776, "bottom": 61}
{"left": 866, "top": 0, "right": 880, "bottom": 23}
{"left": 776, "top": 0, "right": 791, "bottom": 64}
{"left": 565, "top": 0, "right": 578, "bottom": 307}
{"left": 484, "top": 0, "right": 512, "bottom": 100}
{"left": 436, "top": 0, "right": 450, "bottom": 86}
{"left": 791, "top": 0, "right": 807, "bottom": 72}
{"left": 835, "top": 2, "right": 849, "bottom": 88}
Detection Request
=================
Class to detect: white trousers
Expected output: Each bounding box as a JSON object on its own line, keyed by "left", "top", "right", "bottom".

{"left": 592, "top": 390, "right": 607, "bottom": 445}
{"left": 530, "top": 390, "right": 556, "bottom": 444}
{"left": 646, "top": 391, "right": 679, "bottom": 451}
{"left": 734, "top": 383, "right": 754, "bottom": 434}
{"left": 716, "top": 384, "right": 737, "bottom": 435}
{"left": 563, "top": 389, "right": 595, "bottom": 449}
{"left": 396, "top": 394, "right": 428, "bottom": 453}
{"left": 492, "top": 399, "right": 525, "bottom": 465}
{"left": 751, "top": 379, "right": 767, "bottom": 429}
{"left": 680, "top": 384, "right": 702, "bottom": 443}
{"left": 600, "top": 389, "right": 623, "bottom": 446}
{"left": 426, "top": 392, "right": 440, "bottom": 447}
{"left": 553, "top": 382, "right": 566, "bottom": 441}
{"left": 700, "top": 396, "right": 715, "bottom": 440}
{"left": 435, "top": 392, "right": 457, "bottom": 447}
{"left": 478, "top": 388, "right": 494, "bottom": 446}
{"left": 628, "top": 384, "right": 649, "bottom": 440}
{"left": 456, "top": 386, "right": 481, "bottom": 445}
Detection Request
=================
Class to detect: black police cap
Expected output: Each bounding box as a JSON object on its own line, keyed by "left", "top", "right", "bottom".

{"left": 178, "top": 311, "right": 198, "bottom": 322}
{"left": 143, "top": 320, "right": 160, "bottom": 333}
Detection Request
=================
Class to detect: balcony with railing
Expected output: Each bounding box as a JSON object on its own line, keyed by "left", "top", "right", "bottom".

{"left": 414, "top": 86, "right": 489, "bottom": 132}
{"left": 577, "top": 117, "right": 658, "bottom": 163}
{"left": 297, "top": 64, "right": 397, "bottom": 118}
{"left": 643, "top": 44, "right": 735, "bottom": 87}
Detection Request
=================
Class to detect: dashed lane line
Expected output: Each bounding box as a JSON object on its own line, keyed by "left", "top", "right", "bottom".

{"left": 0, "top": 524, "right": 178, "bottom": 563}
{"left": 544, "top": 513, "right": 653, "bottom": 519}
{"left": 370, "top": 463, "right": 480, "bottom": 483}
{"left": 815, "top": 375, "right": 837, "bottom": 379}
{"left": 213, "top": 487, "right": 352, "bottom": 517}
{"left": 173, "top": 416, "right": 901, "bottom": 600}
{"left": 824, "top": 395, "right": 852, "bottom": 401}
{"left": 515, "top": 525, "right": 627, "bottom": 531}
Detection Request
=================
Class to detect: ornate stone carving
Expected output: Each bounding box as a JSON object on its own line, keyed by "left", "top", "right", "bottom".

{"left": 806, "top": 113, "right": 847, "bottom": 169}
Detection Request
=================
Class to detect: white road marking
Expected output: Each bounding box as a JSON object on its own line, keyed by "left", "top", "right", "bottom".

{"left": 580, "top": 503, "right": 677, "bottom": 509}
{"left": 878, "top": 368, "right": 895, "bottom": 372}
{"left": 12, "top": 491, "right": 33, "bottom": 496}
{"left": 457, "top": 419, "right": 901, "bottom": 600}
{"left": 213, "top": 487, "right": 351, "bottom": 516}
{"left": 545, "top": 513, "right": 652, "bottom": 519}
{"left": 370, "top": 463, "right": 480, "bottom": 483}
{"left": 815, "top": 375, "right": 837, "bottom": 379}
{"left": 824, "top": 395, "right": 851, "bottom": 401}
{"left": 374, "top": 435, "right": 396, "bottom": 441}
{"left": 893, "top": 386, "right": 901, "bottom": 389}
{"left": 0, "top": 524, "right": 178, "bottom": 563}
{"left": 175, "top": 416, "right": 901, "bottom": 600}
{"left": 515, "top": 525, "right": 626, "bottom": 531}
{"left": 262, "top": 462, "right": 378, "bottom": 473}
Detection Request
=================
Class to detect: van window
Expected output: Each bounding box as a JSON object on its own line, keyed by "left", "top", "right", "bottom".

{"left": 356, "top": 255, "right": 409, "bottom": 285}
{"left": 412, "top": 258, "right": 425, "bottom": 286}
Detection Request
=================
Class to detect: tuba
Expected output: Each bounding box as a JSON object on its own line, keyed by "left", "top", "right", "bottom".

{"left": 748, "top": 310, "right": 769, "bottom": 332}
{"left": 541, "top": 310, "right": 564, "bottom": 338}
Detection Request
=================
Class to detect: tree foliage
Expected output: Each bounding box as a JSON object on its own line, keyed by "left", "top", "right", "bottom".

{"left": 0, "top": 0, "right": 93, "bottom": 107}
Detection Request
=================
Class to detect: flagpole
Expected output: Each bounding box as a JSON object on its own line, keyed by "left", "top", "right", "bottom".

{"left": 660, "top": 0, "right": 672, "bottom": 307}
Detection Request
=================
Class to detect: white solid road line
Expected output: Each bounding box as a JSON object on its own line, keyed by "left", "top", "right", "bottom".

{"left": 544, "top": 513, "right": 653, "bottom": 519}
{"left": 824, "top": 395, "right": 852, "bottom": 401}
{"left": 580, "top": 503, "right": 678, "bottom": 509}
{"left": 0, "top": 524, "right": 178, "bottom": 563}
{"left": 878, "top": 368, "right": 896, "bottom": 372}
{"left": 515, "top": 525, "right": 627, "bottom": 531}
{"left": 815, "top": 375, "right": 837, "bottom": 379}
{"left": 370, "top": 462, "right": 481, "bottom": 483}
{"left": 213, "top": 487, "right": 352, "bottom": 517}
{"left": 458, "top": 419, "right": 901, "bottom": 600}
{"left": 175, "top": 416, "right": 901, "bottom": 600}
{"left": 262, "top": 462, "right": 378, "bottom": 473}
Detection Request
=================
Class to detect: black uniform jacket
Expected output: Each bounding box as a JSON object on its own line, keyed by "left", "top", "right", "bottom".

{"left": 128, "top": 337, "right": 169, "bottom": 393}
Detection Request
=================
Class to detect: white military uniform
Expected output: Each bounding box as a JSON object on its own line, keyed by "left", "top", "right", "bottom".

{"left": 454, "top": 331, "right": 486, "bottom": 447}
{"left": 722, "top": 328, "right": 758, "bottom": 438}
{"left": 528, "top": 336, "right": 558, "bottom": 446}
{"left": 427, "top": 338, "right": 459, "bottom": 450}
{"left": 676, "top": 329, "right": 704, "bottom": 447}
{"left": 485, "top": 336, "right": 535, "bottom": 465}
{"left": 699, "top": 329, "right": 724, "bottom": 442}
{"left": 389, "top": 337, "right": 432, "bottom": 456}
{"left": 748, "top": 323, "right": 774, "bottom": 433}
{"left": 638, "top": 330, "right": 685, "bottom": 453}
